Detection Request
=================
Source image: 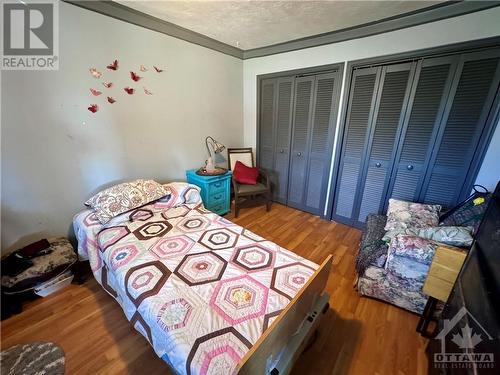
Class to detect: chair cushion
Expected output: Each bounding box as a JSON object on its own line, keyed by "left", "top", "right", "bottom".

{"left": 233, "top": 161, "right": 259, "bottom": 185}
{"left": 384, "top": 198, "right": 441, "bottom": 232}
{"left": 384, "top": 235, "right": 437, "bottom": 292}
{"left": 237, "top": 183, "right": 268, "bottom": 194}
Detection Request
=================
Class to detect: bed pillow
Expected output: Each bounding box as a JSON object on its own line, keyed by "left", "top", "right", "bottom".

{"left": 85, "top": 179, "right": 169, "bottom": 224}
{"left": 383, "top": 226, "right": 473, "bottom": 247}
{"left": 384, "top": 198, "right": 441, "bottom": 232}
{"left": 233, "top": 160, "right": 259, "bottom": 185}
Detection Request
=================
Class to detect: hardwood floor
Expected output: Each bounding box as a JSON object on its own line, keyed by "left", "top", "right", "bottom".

{"left": 1, "top": 203, "right": 428, "bottom": 374}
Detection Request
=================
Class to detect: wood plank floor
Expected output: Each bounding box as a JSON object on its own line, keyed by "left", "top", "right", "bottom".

{"left": 1, "top": 203, "right": 428, "bottom": 374}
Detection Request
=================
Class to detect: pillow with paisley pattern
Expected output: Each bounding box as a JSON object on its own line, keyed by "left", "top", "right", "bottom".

{"left": 85, "top": 179, "right": 169, "bottom": 224}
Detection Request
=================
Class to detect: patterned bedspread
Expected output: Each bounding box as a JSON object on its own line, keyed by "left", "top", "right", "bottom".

{"left": 73, "top": 183, "right": 318, "bottom": 375}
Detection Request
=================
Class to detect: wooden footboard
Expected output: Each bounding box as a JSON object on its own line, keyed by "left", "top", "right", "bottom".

{"left": 236, "top": 254, "right": 333, "bottom": 375}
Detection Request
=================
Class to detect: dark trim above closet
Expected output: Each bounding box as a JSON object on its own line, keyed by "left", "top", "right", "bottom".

{"left": 327, "top": 36, "right": 500, "bottom": 226}
{"left": 256, "top": 63, "right": 344, "bottom": 218}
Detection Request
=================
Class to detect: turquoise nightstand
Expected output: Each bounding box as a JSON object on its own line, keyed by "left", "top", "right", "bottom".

{"left": 186, "top": 169, "right": 232, "bottom": 215}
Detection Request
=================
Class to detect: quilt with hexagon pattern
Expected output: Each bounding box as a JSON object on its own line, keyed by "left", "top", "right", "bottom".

{"left": 73, "top": 182, "right": 318, "bottom": 375}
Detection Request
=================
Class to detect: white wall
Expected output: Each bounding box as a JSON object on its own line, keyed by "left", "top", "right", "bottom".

{"left": 243, "top": 7, "right": 500, "bottom": 209}
{"left": 1, "top": 2, "right": 243, "bottom": 251}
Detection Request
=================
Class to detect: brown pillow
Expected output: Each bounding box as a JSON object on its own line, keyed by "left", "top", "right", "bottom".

{"left": 85, "top": 179, "right": 169, "bottom": 224}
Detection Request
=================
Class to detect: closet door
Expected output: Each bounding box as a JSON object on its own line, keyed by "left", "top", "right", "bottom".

{"left": 258, "top": 79, "right": 277, "bottom": 172}
{"left": 355, "top": 63, "right": 415, "bottom": 223}
{"left": 303, "top": 72, "right": 340, "bottom": 215}
{"left": 287, "top": 76, "right": 315, "bottom": 209}
{"left": 273, "top": 77, "right": 294, "bottom": 204}
{"left": 386, "top": 56, "right": 458, "bottom": 206}
{"left": 333, "top": 67, "right": 380, "bottom": 224}
{"left": 420, "top": 49, "right": 500, "bottom": 207}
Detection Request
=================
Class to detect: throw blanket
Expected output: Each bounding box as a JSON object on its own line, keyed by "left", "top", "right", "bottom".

{"left": 355, "top": 214, "right": 388, "bottom": 275}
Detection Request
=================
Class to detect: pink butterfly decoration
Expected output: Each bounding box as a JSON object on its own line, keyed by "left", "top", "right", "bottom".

{"left": 143, "top": 87, "right": 153, "bottom": 95}
{"left": 130, "top": 71, "right": 141, "bottom": 82}
{"left": 153, "top": 66, "right": 163, "bottom": 73}
{"left": 89, "top": 68, "right": 102, "bottom": 79}
{"left": 107, "top": 59, "right": 118, "bottom": 71}
{"left": 88, "top": 104, "right": 98, "bottom": 113}
{"left": 107, "top": 96, "right": 116, "bottom": 104}
{"left": 90, "top": 88, "right": 102, "bottom": 96}
{"left": 140, "top": 65, "right": 148, "bottom": 72}
{"left": 124, "top": 87, "right": 134, "bottom": 95}
{"left": 102, "top": 82, "right": 113, "bottom": 88}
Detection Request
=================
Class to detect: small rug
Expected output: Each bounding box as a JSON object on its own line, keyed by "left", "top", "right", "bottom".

{"left": 1, "top": 341, "right": 65, "bottom": 375}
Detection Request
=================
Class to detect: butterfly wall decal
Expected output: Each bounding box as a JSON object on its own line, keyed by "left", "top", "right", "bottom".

{"left": 124, "top": 87, "right": 135, "bottom": 95}
{"left": 90, "top": 88, "right": 102, "bottom": 96}
{"left": 153, "top": 66, "right": 163, "bottom": 73}
{"left": 107, "top": 59, "right": 119, "bottom": 70}
{"left": 102, "top": 82, "right": 113, "bottom": 88}
{"left": 107, "top": 97, "right": 116, "bottom": 104}
{"left": 130, "top": 71, "right": 141, "bottom": 82}
{"left": 88, "top": 104, "right": 99, "bottom": 113}
{"left": 140, "top": 65, "right": 148, "bottom": 72}
{"left": 143, "top": 87, "right": 153, "bottom": 95}
{"left": 89, "top": 68, "right": 102, "bottom": 79}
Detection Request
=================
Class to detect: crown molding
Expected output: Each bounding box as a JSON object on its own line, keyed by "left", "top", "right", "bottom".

{"left": 64, "top": 1, "right": 500, "bottom": 61}
{"left": 243, "top": 1, "right": 500, "bottom": 59}
{"left": 64, "top": 0, "right": 244, "bottom": 59}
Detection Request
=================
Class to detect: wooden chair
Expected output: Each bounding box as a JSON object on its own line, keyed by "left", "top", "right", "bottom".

{"left": 227, "top": 148, "right": 272, "bottom": 217}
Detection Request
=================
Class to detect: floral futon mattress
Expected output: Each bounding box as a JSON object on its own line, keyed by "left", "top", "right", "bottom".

{"left": 74, "top": 183, "right": 318, "bottom": 375}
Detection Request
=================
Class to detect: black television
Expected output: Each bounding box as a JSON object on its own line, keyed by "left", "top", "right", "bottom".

{"left": 428, "top": 181, "right": 500, "bottom": 374}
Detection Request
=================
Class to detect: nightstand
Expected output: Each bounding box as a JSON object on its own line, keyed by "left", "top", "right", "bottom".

{"left": 186, "top": 169, "right": 232, "bottom": 216}
{"left": 416, "top": 244, "right": 468, "bottom": 338}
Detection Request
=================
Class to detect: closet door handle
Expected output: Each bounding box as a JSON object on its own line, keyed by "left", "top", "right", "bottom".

{"left": 375, "top": 162, "right": 382, "bottom": 168}
{"left": 297, "top": 152, "right": 302, "bottom": 156}
{"left": 407, "top": 164, "right": 414, "bottom": 171}
{"left": 279, "top": 149, "right": 284, "bottom": 153}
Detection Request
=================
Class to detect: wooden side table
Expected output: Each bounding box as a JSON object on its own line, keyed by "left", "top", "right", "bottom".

{"left": 186, "top": 169, "right": 232, "bottom": 215}
{"left": 416, "top": 244, "right": 468, "bottom": 338}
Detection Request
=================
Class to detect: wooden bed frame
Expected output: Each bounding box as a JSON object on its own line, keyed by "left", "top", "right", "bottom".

{"left": 237, "top": 254, "right": 333, "bottom": 375}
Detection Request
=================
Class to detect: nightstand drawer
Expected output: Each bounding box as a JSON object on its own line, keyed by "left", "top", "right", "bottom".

{"left": 423, "top": 244, "right": 467, "bottom": 302}
{"left": 208, "top": 180, "right": 226, "bottom": 195}
{"left": 423, "top": 275, "right": 454, "bottom": 302}
{"left": 426, "top": 262, "right": 459, "bottom": 284}
{"left": 208, "top": 202, "right": 225, "bottom": 215}
{"left": 208, "top": 190, "right": 226, "bottom": 205}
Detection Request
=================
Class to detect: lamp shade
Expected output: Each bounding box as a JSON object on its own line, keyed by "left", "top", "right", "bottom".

{"left": 213, "top": 140, "right": 225, "bottom": 154}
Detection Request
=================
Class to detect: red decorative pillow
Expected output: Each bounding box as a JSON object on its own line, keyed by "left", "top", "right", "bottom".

{"left": 233, "top": 161, "right": 259, "bottom": 185}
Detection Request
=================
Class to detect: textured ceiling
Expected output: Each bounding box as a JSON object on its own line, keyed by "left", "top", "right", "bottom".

{"left": 115, "top": 1, "right": 445, "bottom": 50}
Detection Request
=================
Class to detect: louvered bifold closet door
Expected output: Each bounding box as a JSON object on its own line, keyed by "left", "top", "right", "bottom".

{"left": 303, "top": 72, "right": 340, "bottom": 215}
{"left": 385, "top": 56, "right": 458, "bottom": 206}
{"left": 333, "top": 67, "right": 380, "bottom": 224}
{"left": 287, "top": 76, "right": 315, "bottom": 209}
{"left": 273, "top": 77, "right": 294, "bottom": 204}
{"left": 355, "top": 63, "right": 415, "bottom": 224}
{"left": 259, "top": 79, "right": 277, "bottom": 172}
{"left": 420, "top": 49, "right": 500, "bottom": 207}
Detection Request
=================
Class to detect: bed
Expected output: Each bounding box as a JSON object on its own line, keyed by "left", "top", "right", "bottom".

{"left": 74, "top": 182, "right": 332, "bottom": 375}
